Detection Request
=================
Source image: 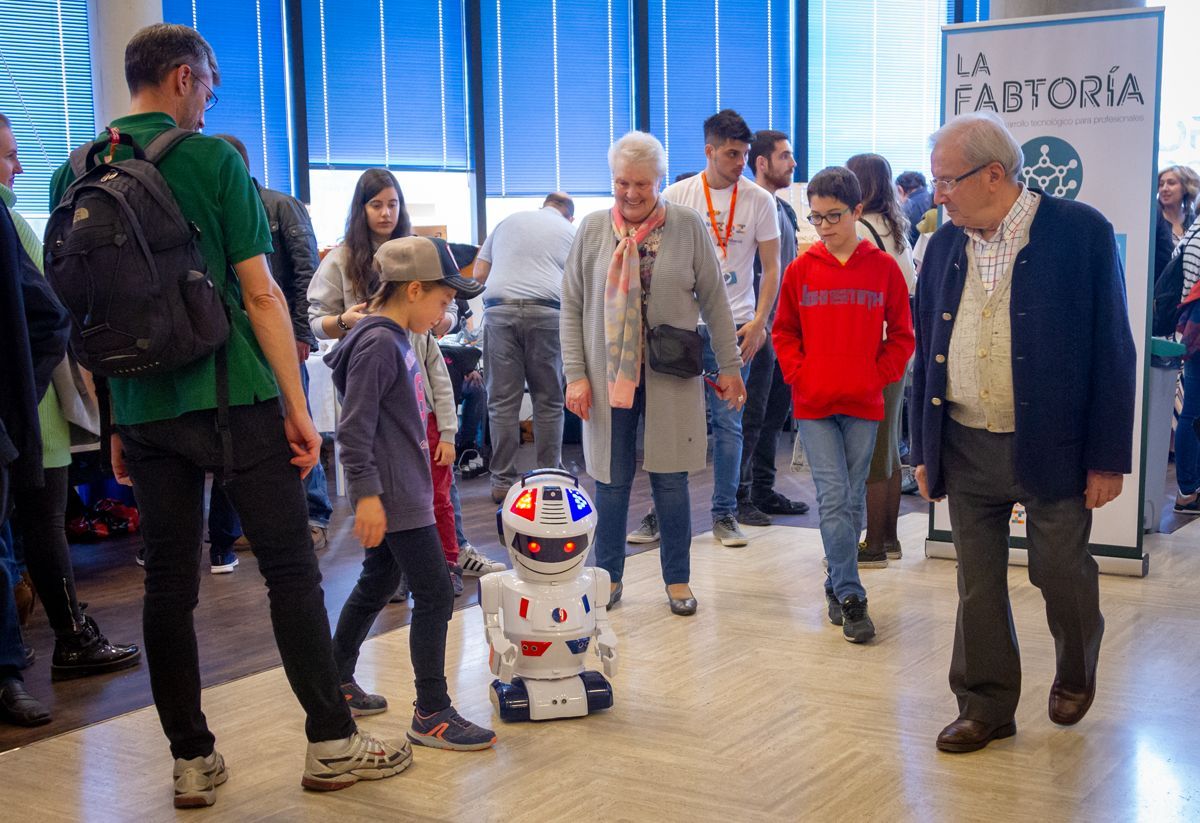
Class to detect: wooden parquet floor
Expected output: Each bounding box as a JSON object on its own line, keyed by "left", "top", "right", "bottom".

{"left": 4, "top": 512, "right": 1200, "bottom": 822}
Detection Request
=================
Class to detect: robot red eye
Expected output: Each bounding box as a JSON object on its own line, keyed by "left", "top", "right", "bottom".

{"left": 528, "top": 541, "right": 541, "bottom": 553}
{"left": 565, "top": 541, "right": 576, "bottom": 552}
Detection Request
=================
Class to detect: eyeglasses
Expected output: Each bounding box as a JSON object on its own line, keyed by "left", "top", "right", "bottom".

{"left": 806, "top": 207, "right": 850, "bottom": 226}
{"left": 930, "top": 163, "right": 988, "bottom": 193}
{"left": 189, "top": 68, "right": 219, "bottom": 111}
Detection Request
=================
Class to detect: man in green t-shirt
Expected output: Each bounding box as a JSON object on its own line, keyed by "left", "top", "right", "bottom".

{"left": 51, "top": 24, "right": 408, "bottom": 807}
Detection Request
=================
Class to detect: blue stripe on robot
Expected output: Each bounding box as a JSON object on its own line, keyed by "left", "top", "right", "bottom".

{"left": 567, "top": 488, "right": 593, "bottom": 520}
{"left": 582, "top": 594, "right": 591, "bottom": 614}
{"left": 565, "top": 638, "right": 590, "bottom": 654}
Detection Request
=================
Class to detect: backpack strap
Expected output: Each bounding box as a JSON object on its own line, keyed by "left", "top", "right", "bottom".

{"left": 143, "top": 127, "right": 197, "bottom": 166}
{"left": 858, "top": 217, "right": 887, "bottom": 252}
{"left": 68, "top": 143, "right": 95, "bottom": 179}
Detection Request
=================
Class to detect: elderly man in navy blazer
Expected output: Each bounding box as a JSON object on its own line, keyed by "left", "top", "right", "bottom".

{"left": 910, "top": 112, "right": 1136, "bottom": 754}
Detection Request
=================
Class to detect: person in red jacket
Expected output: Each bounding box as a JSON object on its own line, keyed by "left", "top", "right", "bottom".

{"left": 773, "top": 166, "right": 914, "bottom": 643}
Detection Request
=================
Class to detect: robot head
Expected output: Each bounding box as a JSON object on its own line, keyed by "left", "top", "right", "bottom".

{"left": 497, "top": 469, "right": 598, "bottom": 579}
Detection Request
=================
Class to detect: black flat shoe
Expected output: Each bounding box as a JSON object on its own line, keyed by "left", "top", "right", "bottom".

{"left": 665, "top": 586, "right": 697, "bottom": 616}
{"left": 0, "top": 678, "right": 51, "bottom": 727}
{"left": 753, "top": 491, "right": 810, "bottom": 516}
{"left": 51, "top": 615, "right": 141, "bottom": 681}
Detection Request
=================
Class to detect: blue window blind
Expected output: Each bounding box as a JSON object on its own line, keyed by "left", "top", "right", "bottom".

{"left": 0, "top": 0, "right": 95, "bottom": 211}
{"left": 648, "top": 0, "right": 792, "bottom": 184}
{"left": 959, "top": 0, "right": 989, "bottom": 23}
{"left": 163, "top": 0, "right": 294, "bottom": 195}
{"left": 482, "top": 0, "right": 632, "bottom": 197}
{"left": 807, "top": 1, "right": 952, "bottom": 179}
{"left": 302, "top": 0, "right": 468, "bottom": 170}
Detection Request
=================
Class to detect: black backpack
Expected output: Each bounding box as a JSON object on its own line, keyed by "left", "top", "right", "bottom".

{"left": 44, "top": 128, "right": 230, "bottom": 377}
{"left": 1152, "top": 251, "right": 1185, "bottom": 337}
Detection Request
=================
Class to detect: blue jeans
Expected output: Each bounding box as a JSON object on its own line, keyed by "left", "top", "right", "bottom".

{"left": 797, "top": 415, "right": 879, "bottom": 602}
{"left": 701, "top": 326, "right": 752, "bottom": 519}
{"left": 593, "top": 383, "right": 692, "bottom": 585}
{"left": 1178, "top": 357, "right": 1200, "bottom": 494}
{"left": 0, "top": 520, "right": 26, "bottom": 677}
{"left": 206, "top": 364, "right": 332, "bottom": 548}
{"left": 449, "top": 474, "right": 467, "bottom": 546}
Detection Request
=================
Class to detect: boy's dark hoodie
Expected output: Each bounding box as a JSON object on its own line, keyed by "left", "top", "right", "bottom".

{"left": 773, "top": 239, "right": 914, "bottom": 421}
{"left": 326, "top": 314, "right": 435, "bottom": 533}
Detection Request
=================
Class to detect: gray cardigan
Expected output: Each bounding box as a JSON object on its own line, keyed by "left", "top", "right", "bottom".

{"left": 560, "top": 202, "right": 741, "bottom": 484}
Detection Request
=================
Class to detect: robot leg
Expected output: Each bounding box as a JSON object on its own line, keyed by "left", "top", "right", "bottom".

{"left": 490, "top": 677, "right": 531, "bottom": 722}
{"left": 579, "top": 670, "right": 614, "bottom": 713}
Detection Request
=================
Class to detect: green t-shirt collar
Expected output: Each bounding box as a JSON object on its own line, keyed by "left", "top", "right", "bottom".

{"left": 104, "top": 111, "right": 179, "bottom": 136}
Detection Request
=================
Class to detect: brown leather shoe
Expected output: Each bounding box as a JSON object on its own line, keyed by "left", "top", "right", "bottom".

{"left": 1048, "top": 678, "right": 1096, "bottom": 726}
{"left": 936, "top": 717, "right": 1017, "bottom": 753}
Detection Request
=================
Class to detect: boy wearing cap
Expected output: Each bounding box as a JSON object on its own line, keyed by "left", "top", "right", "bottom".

{"left": 325, "top": 236, "right": 496, "bottom": 752}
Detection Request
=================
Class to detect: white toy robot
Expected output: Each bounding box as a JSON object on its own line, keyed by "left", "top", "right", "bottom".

{"left": 481, "top": 469, "right": 618, "bottom": 721}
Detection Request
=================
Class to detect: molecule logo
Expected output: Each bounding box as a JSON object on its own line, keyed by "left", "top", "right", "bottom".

{"left": 1020, "top": 136, "right": 1082, "bottom": 200}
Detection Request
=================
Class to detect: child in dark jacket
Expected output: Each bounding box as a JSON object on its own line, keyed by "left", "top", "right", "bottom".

{"left": 773, "top": 166, "right": 914, "bottom": 644}
{"left": 326, "top": 235, "right": 495, "bottom": 752}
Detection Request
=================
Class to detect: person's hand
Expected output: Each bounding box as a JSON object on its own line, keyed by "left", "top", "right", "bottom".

{"left": 464, "top": 370, "right": 483, "bottom": 388}
{"left": 566, "top": 378, "right": 593, "bottom": 421}
{"left": 736, "top": 317, "right": 767, "bottom": 365}
{"left": 915, "top": 465, "right": 944, "bottom": 502}
{"left": 434, "top": 440, "right": 456, "bottom": 467}
{"left": 110, "top": 433, "right": 133, "bottom": 486}
{"left": 715, "top": 373, "right": 746, "bottom": 412}
{"left": 283, "top": 408, "right": 322, "bottom": 479}
{"left": 296, "top": 341, "right": 311, "bottom": 364}
{"left": 1085, "top": 470, "right": 1124, "bottom": 510}
{"left": 353, "top": 495, "right": 388, "bottom": 549}
{"left": 432, "top": 312, "right": 454, "bottom": 337}
{"left": 340, "top": 302, "right": 369, "bottom": 330}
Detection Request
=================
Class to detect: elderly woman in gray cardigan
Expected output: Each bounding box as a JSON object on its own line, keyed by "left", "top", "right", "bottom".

{"left": 561, "top": 131, "right": 744, "bottom": 617}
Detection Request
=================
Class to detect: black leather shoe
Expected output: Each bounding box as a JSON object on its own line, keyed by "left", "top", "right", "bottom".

{"left": 753, "top": 491, "right": 810, "bottom": 516}
{"left": 936, "top": 717, "right": 1017, "bottom": 753}
{"left": 51, "top": 615, "right": 141, "bottom": 681}
{"left": 1049, "top": 678, "right": 1096, "bottom": 726}
{"left": 0, "top": 678, "right": 51, "bottom": 726}
{"left": 607, "top": 581, "right": 623, "bottom": 609}
{"left": 735, "top": 500, "right": 772, "bottom": 527}
{"left": 665, "top": 586, "right": 697, "bottom": 616}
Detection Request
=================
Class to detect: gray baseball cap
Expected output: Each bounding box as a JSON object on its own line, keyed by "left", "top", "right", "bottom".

{"left": 373, "top": 236, "right": 485, "bottom": 299}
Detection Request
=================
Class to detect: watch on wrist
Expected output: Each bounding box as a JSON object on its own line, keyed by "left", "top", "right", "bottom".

{"left": 336, "top": 313, "right": 349, "bottom": 331}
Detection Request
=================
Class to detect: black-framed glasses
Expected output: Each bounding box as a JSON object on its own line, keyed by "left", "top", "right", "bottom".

{"left": 806, "top": 207, "right": 850, "bottom": 226}
{"left": 189, "top": 68, "right": 219, "bottom": 111}
{"left": 930, "top": 163, "right": 988, "bottom": 193}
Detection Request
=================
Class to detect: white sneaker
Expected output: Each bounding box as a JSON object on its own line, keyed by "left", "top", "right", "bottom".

{"left": 302, "top": 730, "right": 412, "bottom": 791}
{"left": 173, "top": 751, "right": 228, "bottom": 808}
{"left": 458, "top": 542, "right": 506, "bottom": 576}
{"left": 310, "top": 525, "right": 329, "bottom": 551}
{"left": 712, "top": 515, "right": 749, "bottom": 547}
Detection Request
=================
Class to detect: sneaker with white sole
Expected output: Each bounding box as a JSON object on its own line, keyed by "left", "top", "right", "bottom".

{"left": 712, "top": 515, "right": 748, "bottom": 547}
{"left": 311, "top": 525, "right": 329, "bottom": 551}
{"left": 841, "top": 595, "right": 876, "bottom": 643}
{"left": 173, "top": 751, "right": 228, "bottom": 808}
{"left": 458, "top": 542, "right": 505, "bottom": 576}
{"left": 408, "top": 705, "right": 496, "bottom": 751}
{"left": 626, "top": 511, "right": 659, "bottom": 544}
{"left": 210, "top": 549, "right": 238, "bottom": 574}
{"left": 302, "top": 730, "right": 412, "bottom": 791}
{"left": 341, "top": 680, "right": 388, "bottom": 716}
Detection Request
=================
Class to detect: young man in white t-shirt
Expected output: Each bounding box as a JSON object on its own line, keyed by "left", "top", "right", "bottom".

{"left": 661, "top": 110, "right": 781, "bottom": 546}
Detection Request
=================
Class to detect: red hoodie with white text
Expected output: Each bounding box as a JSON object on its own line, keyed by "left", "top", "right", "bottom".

{"left": 772, "top": 239, "right": 914, "bottom": 421}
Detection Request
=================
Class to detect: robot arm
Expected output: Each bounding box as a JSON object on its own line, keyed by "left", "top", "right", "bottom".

{"left": 592, "top": 569, "right": 619, "bottom": 679}
{"left": 479, "top": 575, "right": 518, "bottom": 682}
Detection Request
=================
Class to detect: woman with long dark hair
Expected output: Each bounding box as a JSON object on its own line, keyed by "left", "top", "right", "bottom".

{"left": 308, "top": 168, "right": 412, "bottom": 337}
{"left": 846, "top": 153, "right": 915, "bottom": 567}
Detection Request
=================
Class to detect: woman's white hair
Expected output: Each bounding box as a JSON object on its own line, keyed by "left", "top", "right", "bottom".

{"left": 608, "top": 130, "right": 668, "bottom": 179}
{"left": 930, "top": 111, "right": 1024, "bottom": 182}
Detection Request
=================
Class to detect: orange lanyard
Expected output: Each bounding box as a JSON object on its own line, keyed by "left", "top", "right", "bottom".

{"left": 701, "top": 172, "right": 737, "bottom": 260}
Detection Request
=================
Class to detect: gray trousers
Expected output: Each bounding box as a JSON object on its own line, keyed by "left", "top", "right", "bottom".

{"left": 483, "top": 303, "right": 565, "bottom": 489}
{"left": 942, "top": 419, "right": 1103, "bottom": 725}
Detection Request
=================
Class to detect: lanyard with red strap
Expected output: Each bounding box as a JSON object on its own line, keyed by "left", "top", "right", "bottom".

{"left": 701, "top": 172, "right": 738, "bottom": 260}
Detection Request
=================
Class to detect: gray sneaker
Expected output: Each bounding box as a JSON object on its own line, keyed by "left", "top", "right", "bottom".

{"left": 302, "top": 730, "right": 411, "bottom": 791}
{"left": 825, "top": 590, "right": 843, "bottom": 626}
{"left": 857, "top": 541, "right": 889, "bottom": 568}
{"left": 884, "top": 540, "right": 902, "bottom": 560}
{"left": 340, "top": 680, "right": 388, "bottom": 716}
{"left": 173, "top": 751, "right": 228, "bottom": 808}
{"left": 841, "top": 595, "right": 876, "bottom": 643}
{"left": 310, "top": 525, "right": 329, "bottom": 551}
{"left": 712, "top": 515, "right": 748, "bottom": 547}
{"left": 626, "top": 511, "right": 660, "bottom": 544}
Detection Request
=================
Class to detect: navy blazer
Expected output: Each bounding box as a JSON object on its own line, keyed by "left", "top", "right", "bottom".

{"left": 910, "top": 192, "right": 1137, "bottom": 500}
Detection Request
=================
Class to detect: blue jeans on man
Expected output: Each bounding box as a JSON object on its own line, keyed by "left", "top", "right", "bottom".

{"left": 796, "top": 415, "right": 878, "bottom": 602}
{"left": 700, "top": 326, "right": 752, "bottom": 520}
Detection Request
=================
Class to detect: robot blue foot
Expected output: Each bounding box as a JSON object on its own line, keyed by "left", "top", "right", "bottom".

{"left": 491, "top": 678, "right": 531, "bottom": 722}
{"left": 580, "top": 670, "right": 613, "bottom": 712}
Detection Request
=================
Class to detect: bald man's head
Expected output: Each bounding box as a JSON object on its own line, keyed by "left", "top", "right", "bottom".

{"left": 543, "top": 192, "right": 574, "bottom": 221}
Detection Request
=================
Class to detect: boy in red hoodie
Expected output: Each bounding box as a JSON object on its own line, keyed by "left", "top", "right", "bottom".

{"left": 773, "top": 166, "right": 914, "bottom": 643}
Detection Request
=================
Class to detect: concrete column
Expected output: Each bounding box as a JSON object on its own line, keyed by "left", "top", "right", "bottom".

{"left": 88, "top": 0, "right": 163, "bottom": 129}
{"left": 987, "top": 0, "right": 1144, "bottom": 20}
